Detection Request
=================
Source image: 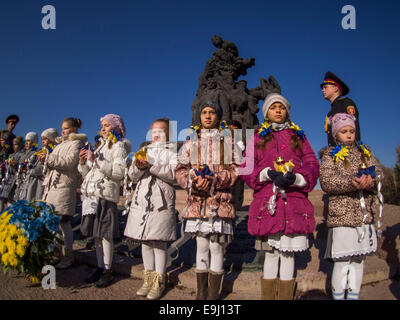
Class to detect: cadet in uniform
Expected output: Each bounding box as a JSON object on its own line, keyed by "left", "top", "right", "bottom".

{"left": 321, "top": 72, "right": 361, "bottom": 146}
{"left": 4, "top": 115, "right": 19, "bottom": 146}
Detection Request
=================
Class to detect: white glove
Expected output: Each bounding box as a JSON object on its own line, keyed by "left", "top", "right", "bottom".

{"left": 259, "top": 167, "right": 272, "bottom": 182}
{"left": 292, "top": 173, "right": 307, "bottom": 188}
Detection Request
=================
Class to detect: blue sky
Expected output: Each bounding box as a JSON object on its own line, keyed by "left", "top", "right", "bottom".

{"left": 0, "top": 0, "right": 399, "bottom": 168}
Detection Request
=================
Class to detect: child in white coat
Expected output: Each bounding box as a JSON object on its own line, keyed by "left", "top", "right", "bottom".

{"left": 42, "top": 118, "right": 87, "bottom": 270}
{"left": 79, "top": 114, "right": 130, "bottom": 288}
{"left": 124, "top": 118, "right": 178, "bottom": 300}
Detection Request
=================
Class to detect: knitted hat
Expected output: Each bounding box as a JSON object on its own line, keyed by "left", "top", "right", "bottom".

{"left": 199, "top": 100, "right": 222, "bottom": 122}
{"left": 25, "top": 132, "right": 38, "bottom": 144}
{"left": 329, "top": 113, "right": 356, "bottom": 139}
{"left": 41, "top": 128, "right": 59, "bottom": 142}
{"left": 100, "top": 114, "right": 126, "bottom": 138}
{"left": 262, "top": 93, "right": 291, "bottom": 120}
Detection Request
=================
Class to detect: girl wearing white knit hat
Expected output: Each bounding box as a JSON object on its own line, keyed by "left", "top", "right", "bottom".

{"left": 240, "top": 93, "right": 320, "bottom": 300}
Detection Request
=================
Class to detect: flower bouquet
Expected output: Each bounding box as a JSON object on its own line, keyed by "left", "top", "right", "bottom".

{"left": 0, "top": 200, "right": 61, "bottom": 283}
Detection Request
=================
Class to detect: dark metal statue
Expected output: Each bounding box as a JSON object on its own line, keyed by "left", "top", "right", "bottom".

{"left": 191, "top": 35, "right": 282, "bottom": 129}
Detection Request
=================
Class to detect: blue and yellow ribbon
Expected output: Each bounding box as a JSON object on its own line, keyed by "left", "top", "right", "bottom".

{"left": 357, "top": 141, "right": 371, "bottom": 158}
{"left": 186, "top": 125, "right": 201, "bottom": 140}
{"left": 258, "top": 121, "right": 272, "bottom": 138}
{"left": 30, "top": 143, "right": 38, "bottom": 151}
{"left": 289, "top": 122, "right": 306, "bottom": 140}
{"left": 330, "top": 143, "right": 350, "bottom": 162}
{"left": 109, "top": 130, "right": 122, "bottom": 144}
{"left": 218, "top": 120, "right": 231, "bottom": 136}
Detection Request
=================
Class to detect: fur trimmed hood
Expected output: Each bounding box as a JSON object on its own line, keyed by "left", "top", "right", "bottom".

{"left": 55, "top": 133, "right": 88, "bottom": 144}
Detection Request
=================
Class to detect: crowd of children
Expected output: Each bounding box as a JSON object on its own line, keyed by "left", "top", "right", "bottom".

{"left": 0, "top": 71, "right": 386, "bottom": 300}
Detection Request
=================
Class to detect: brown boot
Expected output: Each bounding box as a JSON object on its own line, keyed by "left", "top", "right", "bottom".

{"left": 195, "top": 270, "right": 208, "bottom": 300}
{"left": 277, "top": 279, "right": 296, "bottom": 300}
{"left": 207, "top": 271, "right": 223, "bottom": 300}
{"left": 261, "top": 277, "right": 278, "bottom": 300}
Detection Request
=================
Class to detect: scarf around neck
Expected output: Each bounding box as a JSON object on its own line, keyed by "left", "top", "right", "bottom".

{"left": 270, "top": 121, "right": 291, "bottom": 132}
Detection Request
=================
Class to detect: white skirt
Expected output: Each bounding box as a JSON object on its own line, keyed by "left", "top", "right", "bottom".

{"left": 184, "top": 218, "right": 234, "bottom": 236}
{"left": 325, "top": 224, "right": 377, "bottom": 260}
{"left": 255, "top": 233, "right": 309, "bottom": 252}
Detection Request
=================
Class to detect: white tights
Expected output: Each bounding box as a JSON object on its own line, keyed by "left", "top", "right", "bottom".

{"left": 331, "top": 259, "right": 364, "bottom": 300}
{"left": 95, "top": 238, "right": 114, "bottom": 270}
{"left": 141, "top": 241, "right": 168, "bottom": 275}
{"left": 196, "top": 237, "right": 224, "bottom": 274}
{"left": 263, "top": 249, "right": 295, "bottom": 281}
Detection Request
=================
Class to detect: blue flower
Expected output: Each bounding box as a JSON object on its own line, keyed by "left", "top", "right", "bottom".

{"left": 6, "top": 200, "right": 60, "bottom": 242}
{"left": 40, "top": 212, "right": 60, "bottom": 234}
{"left": 25, "top": 228, "right": 39, "bottom": 242}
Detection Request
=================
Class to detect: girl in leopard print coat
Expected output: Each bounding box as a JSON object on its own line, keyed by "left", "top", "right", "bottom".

{"left": 319, "top": 113, "right": 384, "bottom": 300}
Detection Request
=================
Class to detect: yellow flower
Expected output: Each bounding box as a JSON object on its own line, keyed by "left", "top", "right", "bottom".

{"left": 0, "top": 242, "right": 6, "bottom": 255}
{"left": 17, "top": 235, "right": 28, "bottom": 246}
{"left": 134, "top": 148, "right": 147, "bottom": 161}
{"left": 274, "top": 160, "right": 295, "bottom": 174}
{"left": 16, "top": 244, "right": 26, "bottom": 258}
{"left": 8, "top": 224, "right": 17, "bottom": 236}
{"left": 5, "top": 236, "right": 16, "bottom": 252}
{"left": 31, "top": 276, "right": 40, "bottom": 284}
{"left": 1, "top": 252, "right": 9, "bottom": 266}
{"left": 7, "top": 253, "right": 18, "bottom": 267}
{"left": 0, "top": 211, "right": 11, "bottom": 223}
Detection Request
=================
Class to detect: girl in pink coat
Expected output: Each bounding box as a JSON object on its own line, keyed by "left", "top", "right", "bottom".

{"left": 240, "top": 93, "right": 319, "bottom": 300}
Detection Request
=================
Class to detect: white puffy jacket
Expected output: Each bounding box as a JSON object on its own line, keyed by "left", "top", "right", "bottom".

{"left": 124, "top": 141, "right": 178, "bottom": 242}
{"left": 78, "top": 137, "right": 130, "bottom": 204}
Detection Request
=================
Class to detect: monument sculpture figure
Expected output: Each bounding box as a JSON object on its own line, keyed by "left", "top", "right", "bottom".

{"left": 191, "top": 35, "right": 282, "bottom": 131}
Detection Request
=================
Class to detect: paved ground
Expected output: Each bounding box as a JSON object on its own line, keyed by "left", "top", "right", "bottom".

{"left": 1, "top": 190, "right": 399, "bottom": 301}
{"left": 0, "top": 262, "right": 399, "bottom": 300}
